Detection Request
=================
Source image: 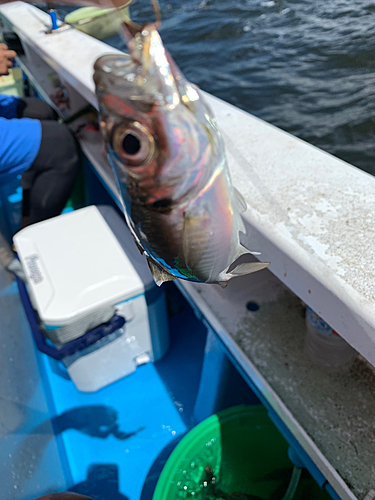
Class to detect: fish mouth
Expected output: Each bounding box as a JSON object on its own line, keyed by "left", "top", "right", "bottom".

{"left": 93, "top": 53, "right": 135, "bottom": 95}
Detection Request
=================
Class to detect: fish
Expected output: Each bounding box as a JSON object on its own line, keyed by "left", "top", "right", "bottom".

{"left": 93, "top": 3, "right": 269, "bottom": 287}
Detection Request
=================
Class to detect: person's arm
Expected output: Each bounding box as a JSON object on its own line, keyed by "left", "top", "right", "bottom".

{"left": 0, "top": 43, "right": 16, "bottom": 76}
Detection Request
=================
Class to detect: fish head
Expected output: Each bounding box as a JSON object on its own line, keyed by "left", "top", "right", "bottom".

{"left": 93, "top": 24, "right": 225, "bottom": 209}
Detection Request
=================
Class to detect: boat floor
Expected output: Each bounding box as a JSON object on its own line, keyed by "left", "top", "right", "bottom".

{"left": 0, "top": 229, "right": 211, "bottom": 500}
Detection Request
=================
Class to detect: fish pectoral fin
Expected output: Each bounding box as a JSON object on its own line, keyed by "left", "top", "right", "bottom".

{"left": 235, "top": 243, "right": 261, "bottom": 258}
{"left": 147, "top": 258, "right": 177, "bottom": 287}
{"left": 229, "top": 261, "right": 270, "bottom": 277}
{"left": 182, "top": 204, "right": 211, "bottom": 273}
{"left": 233, "top": 187, "right": 247, "bottom": 213}
{"left": 217, "top": 261, "right": 270, "bottom": 288}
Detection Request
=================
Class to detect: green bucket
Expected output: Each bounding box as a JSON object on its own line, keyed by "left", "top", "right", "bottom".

{"left": 153, "top": 405, "right": 332, "bottom": 500}
{"left": 65, "top": 6, "right": 130, "bottom": 41}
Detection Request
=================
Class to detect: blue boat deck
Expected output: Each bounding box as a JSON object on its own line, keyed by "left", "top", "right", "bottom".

{"left": 41, "top": 295, "right": 208, "bottom": 500}
{"left": 0, "top": 244, "right": 210, "bottom": 500}
{"left": 1, "top": 218, "right": 264, "bottom": 500}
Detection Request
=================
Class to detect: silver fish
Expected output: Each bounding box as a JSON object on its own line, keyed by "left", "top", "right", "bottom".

{"left": 93, "top": 16, "right": 269, "bottom": 287}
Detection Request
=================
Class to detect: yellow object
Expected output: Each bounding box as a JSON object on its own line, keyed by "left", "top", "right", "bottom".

{"left": 0, "top": 68, "right": 24, "bottom": 97}
{"left": 65, "top": 6, "right": 130, "bottom": 41}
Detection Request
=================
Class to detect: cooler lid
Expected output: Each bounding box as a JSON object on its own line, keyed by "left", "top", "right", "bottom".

{"left": 13, "top": 206, "right": 151, "bottom": 326}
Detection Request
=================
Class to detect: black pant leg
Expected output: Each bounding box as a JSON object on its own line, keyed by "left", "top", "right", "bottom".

{"left": 17, "top": 97, "right": 58, "bottom": 121}
{"left": 23, "top": 120, "right": 80, "bottom": 224}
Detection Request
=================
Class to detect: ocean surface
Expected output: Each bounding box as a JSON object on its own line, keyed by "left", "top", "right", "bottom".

{"left": 59, "top": 0, "right": 375, "bottom": 175}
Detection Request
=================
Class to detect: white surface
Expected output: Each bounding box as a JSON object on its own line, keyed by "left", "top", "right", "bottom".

{"left": 14, "top": 206, "right": 144, "bottom": 325}
{"left": 2, "top": 1, "right": 373, "bottom": 363}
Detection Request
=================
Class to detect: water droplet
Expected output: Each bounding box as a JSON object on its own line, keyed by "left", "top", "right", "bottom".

{"left": 172, "top": 430, "right": 176, "bottom": 435}
{"left": 8, "top": 454, "right": 12, "bottom": 458}
{"left": 14, "top": 485, "right": 17, "bottom": 489}
{"left": 183, "top": 486, "right": 188, "bottom": 491}
{"left": 190, "top": 461, "right": 195, "bottom": 469}
{"left": 243, "top": 25, "right": 251, "bottom": 32}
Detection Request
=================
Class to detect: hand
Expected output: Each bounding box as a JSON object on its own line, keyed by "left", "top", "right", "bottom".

{"left": 0, "top": 43, "right": 16, "bottom": 76}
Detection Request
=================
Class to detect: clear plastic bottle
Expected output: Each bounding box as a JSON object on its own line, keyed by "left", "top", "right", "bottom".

{"left": 304, "top": 307, "right": 356, "bottom": 369}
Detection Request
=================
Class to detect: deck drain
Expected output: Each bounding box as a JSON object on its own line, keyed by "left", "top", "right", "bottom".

{"left": 246, "top": 302, "right": 260, "bottom": 312}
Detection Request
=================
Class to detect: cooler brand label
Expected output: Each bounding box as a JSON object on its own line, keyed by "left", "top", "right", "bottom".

{"left": 306, "top": 307, "right": 339, "bottom": 337}
{"left": 25, "top": 254, "right": 44, "bottom": 284}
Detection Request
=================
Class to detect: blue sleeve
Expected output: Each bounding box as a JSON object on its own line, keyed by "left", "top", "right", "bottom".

{"left": 0, "top": 117, "right": 42, "bottom": 176}
{"left": 0, "top": 94, "right": 20, "bottom": 119}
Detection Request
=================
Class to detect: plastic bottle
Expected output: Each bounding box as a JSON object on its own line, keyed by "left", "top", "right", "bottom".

{"left": 304, "top": 307, "right": 356, "bottom": 369}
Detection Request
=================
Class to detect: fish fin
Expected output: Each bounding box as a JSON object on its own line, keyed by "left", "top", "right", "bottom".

{"left": 233, "top": 187, "right": 247, "bottom": 213}
{"left": 147, "top": 258, "right": 176, "bottom": 287}
{"left": 182, "top": 205, "right": 210, "bottom": 272}
{"left": 233, "top": 243, "right": 261, "bottom": 263}
{"left": 234, "top": 243, "right": 261, "bottom": 259}
{"left": 183, "top": 204, "right": 236, "bottom": 282}
{"left": 229, "top": 261, "right": 270, "bottom": 276}
{"left": 237, "top": 215, "right": 246, "bottom": 234}
{"left": 217, "top": 261, "right": 270, "bottom": 286}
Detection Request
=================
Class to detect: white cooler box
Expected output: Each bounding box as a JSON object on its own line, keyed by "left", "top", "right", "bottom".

{"left": 13, "top": 205, "right": 169, "bottom": 392}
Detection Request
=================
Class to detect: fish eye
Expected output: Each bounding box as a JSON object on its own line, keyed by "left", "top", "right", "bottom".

{"left": 111, "top": 122, "right": 155, "bottom": 167}
{"left": 122, "top": 133, "right": 141, "bottom": 155}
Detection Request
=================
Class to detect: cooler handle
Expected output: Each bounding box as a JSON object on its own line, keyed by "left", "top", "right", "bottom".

{"left": 15, "top": 274, "right": 125, "bottom": 360}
